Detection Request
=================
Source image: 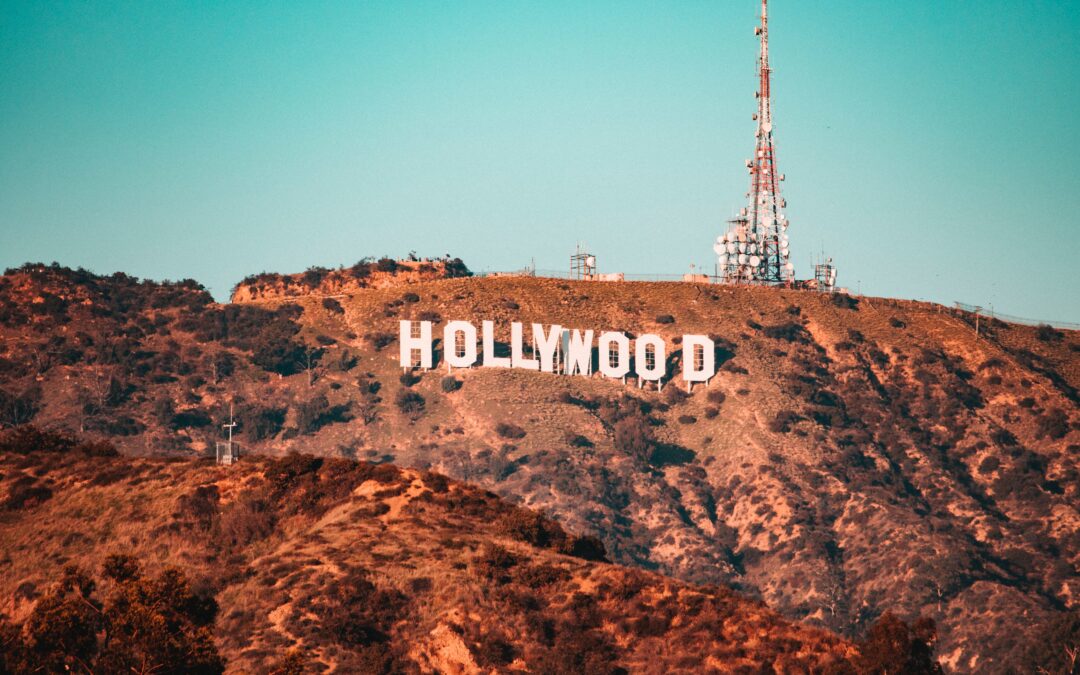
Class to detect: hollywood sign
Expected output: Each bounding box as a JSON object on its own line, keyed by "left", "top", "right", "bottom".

{"left": 399, "top": 320, "right": 717, "bottom": 391}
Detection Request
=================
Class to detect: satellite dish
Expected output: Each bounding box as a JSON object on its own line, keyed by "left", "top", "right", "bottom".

{"left": 763, "top": 122, "right": 773, "bottom": 133}
{"left": 718, "top": 254, "right": 728, "bottom": 266}
{"left": 716, "top": 235, "right": 725, "bottom": 245}
{"left": 738, "top": 253, "right": 748, "bottom": 265}
{"left": 785, "top": 262, "right": 795, "bottom": 273}
{"left": 586, "top": 256, "right": 596, "bottom": 267}
{"left": 713, "top": 243, "right": 725, "bottom": 256}
{"left": 749, "top": 255, "right": 761, "bottom": 267}
{"left": 726, "top": 242, "right": 736, "bottom": 254}
{"left": 738, "top": 242, "right": 746, "bottom": 253}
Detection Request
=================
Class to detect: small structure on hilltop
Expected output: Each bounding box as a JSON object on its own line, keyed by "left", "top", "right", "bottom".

{"left": 570, "top": 244, "right": 598, "bottom": 280}
{"left": 813, "top": 256, "right": 839, "bottom": 293}
{"left": 216, "top": 404, "right": 239, "bottom": 466}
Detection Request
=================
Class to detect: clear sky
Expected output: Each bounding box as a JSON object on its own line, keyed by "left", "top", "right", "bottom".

{"left": 1, "top": 1, "right": 1078, "bottom": 323}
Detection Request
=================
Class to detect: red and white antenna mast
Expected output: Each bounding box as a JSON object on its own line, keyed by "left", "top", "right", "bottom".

{"left": 715, "top": 0, "right": 794, "bottom": 285}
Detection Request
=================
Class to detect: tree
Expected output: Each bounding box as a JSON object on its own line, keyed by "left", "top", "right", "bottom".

{"left": 855, "top": 612, "right": 942, "bottom": 674}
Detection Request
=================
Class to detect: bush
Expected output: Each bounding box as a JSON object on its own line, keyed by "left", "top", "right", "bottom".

{"left": 322, "top": 297, "right": 345, "bottom": 314}
{"left": 399, "top": 371, "right": 421, "bottom": 387}
{"left": 366, "top": 332, "right": 396, "bottom": 351}
{"left": 0, "top": 386, "right": 42, "bottom": 427}
{"left": 655, "top": 314, "right": 675, "bottom": 325}
{"left": 238, "top": 405, "right": 286, "bottom": 442}
{"left": 1036, "top": 408, "right": 1069, "bottom": 440}
{"left": 495, "top": 422, "right": 526, "bottom": 440}
{"left": 762, "top": 322, "right": 809, "bottom": 343}
{"left": 440, "top": 376, "right": 462, "bottom": 393}
{"left": 706, "top": 390, "right": 726, "bottom": 405}
{"left": 769, "top": 410, "right": 801, "bottom": 433}
{"left": 889, "top": 317, "right": 906, "bottom": 328}
{"left": 0, "top": 563, "right": 224, "bottom": 674}
{"left": 0, "top": 425, "right": 118, "bottom": 457}
{"left": 613, "top": 414, "right": 653, "bottom": 461}
{"left": 1035, "top": 324, "right": 1063, "bottom": 342}
{"left": 831, "top": 293, "right": 859, "bottom": 310}
{"left": 395, "top": 390, "right": 425, "bottom": 419}
{"left": 376, "top": 257, "right": 399, "bottom": 273}
{"left": 855, "top": 613, "right": 941, "bottom": 674}
{"left": 677, "top": 415, "right": 697, "bottom": 425}
{"left": 402, "top": 292, "right": 420, "bottom": 303}
{"left": 565, "top": 433, "right": 593, "bottom": 448}
{"left": 296, "top": 395, "right": 353, "bottom": 435}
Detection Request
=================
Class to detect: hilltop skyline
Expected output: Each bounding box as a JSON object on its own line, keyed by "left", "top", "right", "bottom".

{"left": 1, "top": 1, "right": 1078, "bottom": 322}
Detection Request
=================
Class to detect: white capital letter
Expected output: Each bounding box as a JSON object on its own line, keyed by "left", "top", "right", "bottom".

{"left": 563, "top": 329, "right": 594, "bottom": 376}
{"left": 482, "top": 320, "right": 512, "bottom": 368}
{"left": 682, "top": 335, "right": 715, "bottom": 383}
{"left": 399, "top": 320, "right": 432, "bottom": 369}
{"left": 443, "top": 321, "right": 477, "bottom": 368}
{"left": 635, "top": 334, "right": 666, "bottom": 382}
{"left": 598, "top": 332, "right": 631, "bottom": 379}
{"left": 511, "top": 322, "right": 540, "bottom": 370}
{"left": 532, "top": 323, "right": 562, "bottom": 373}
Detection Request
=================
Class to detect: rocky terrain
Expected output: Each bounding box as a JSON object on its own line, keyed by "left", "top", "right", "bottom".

{"left": 0, "top": 430, "right": 876, "bottom": 673}
{"left": 1, "top": 260, "right": 1078, "bottom": 672}
{"left": 229, "top": 256, "right": 471, "bottom": 303}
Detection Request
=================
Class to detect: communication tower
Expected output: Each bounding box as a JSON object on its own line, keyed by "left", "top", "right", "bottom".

{"left": 570, "top": 244, "right": 597, "bottom": 280}
{"left": 814, "top": 256, "right": 838, "bottom": 292}
{"left": 715, "top": 0, "right": 795, "bottom": 285}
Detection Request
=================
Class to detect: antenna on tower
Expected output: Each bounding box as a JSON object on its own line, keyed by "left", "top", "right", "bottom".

{"left": 715, "top": 0, "right": 795, "bottom": 287}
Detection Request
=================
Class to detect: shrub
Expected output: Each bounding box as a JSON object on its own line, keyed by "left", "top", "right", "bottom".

{"left": 322, "top": 297, "right": 345, "bottom": 314}
{"left": 830, "top": 293, "right": 859, "bottom": 310}
{"left": 376, "top": 257, "right": 399, "bottom": 273}
{"left": 296, "top": 395, "right": 353, "bottom": 435}
{"left": 366, "top": 332, "right": 396, "bottom": 350}
{"left": 171, "top": 408, "right": 212, "bottom": 430}
{"left": 613, "top": 414, "right": 653, "bottom": 461}
{"left": 855, "top": 613, "right": 942, "bottom": 674}
{"left": 0, "top": 386, "right": 42, "bottom": 427}
{"left": 495, "top": 422, "right": 526, "bottom": 440}
{"left": 238, "top": 405, "right": 286, "bottom": 442}
{"left": 1036, "top": 408, "right": 1069, "bottom": 440}
{"left": 1035, "top": 324, "right": 1063, "bottom": 342}
{"left": 655, "top": 314, "right": 675, "bottom": 324}
{"left": 677, "top": 415, "right": 697, "bottom": 425}
{"left": 889, "top": 317, "right": 906, "bottom": 328}
{"left": 395, "top": 390, "right": 425, "bottom": 419}
{"left": 565, "top": 433, "right": 593, "bottom": 448}
{"left": 769, "top": 410, "right": 801, "bottom": 433}
{"left": 399, "top": 371, "right": 421, "bottom": 387}
{"left": 0, "top": 425, "right": 117, "bottom": 457}
{"left": 706, "top": 390, "right": 726, "bottom": 405}
{"left": 440, "top": 376, "right": 461, "bottom": 393}
{"left": 1, "top": 563, "right": 224, "bottom": 674}
{"left": 443, "top": 258, "right": 472, "bottom": 278}
{"left": 704, "top": 406, "right": 719, "bottom": 419}
{"left": 762, "top": 322, "right": 809, "bottom": 343}
{"left": 402, "top": 292, "right": 420, "bottom": 303}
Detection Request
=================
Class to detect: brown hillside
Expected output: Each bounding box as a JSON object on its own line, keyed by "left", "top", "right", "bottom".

{"left": 0, "top": 262, "right": 1077, "bottom": 672}
{"left": 0, "top": 445, "right": 860, "bottom": 673}
{"left": 229, "top": 257, "right": 471, "bottom": 303}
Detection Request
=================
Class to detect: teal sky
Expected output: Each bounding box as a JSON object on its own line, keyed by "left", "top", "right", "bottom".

{"left": 1, "top": 1, "right": 1078, "bottom": 323}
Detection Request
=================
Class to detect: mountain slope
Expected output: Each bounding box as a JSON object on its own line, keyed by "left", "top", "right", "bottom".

{"left": 1, "top": 263, "right": 1077, "bottom": 671}
{"left": 0, "top": 443, "right": 860, "bottom": 673}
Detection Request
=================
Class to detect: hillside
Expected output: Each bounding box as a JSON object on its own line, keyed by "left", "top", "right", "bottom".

{"left": 0, "top": 434, "right": 869, "bottom": 673}
{"left": 229, "top": 256, "right": 472, "bottom": 303}
{"left": 1, "top": 262, "right": 1078, "bottom": 672}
